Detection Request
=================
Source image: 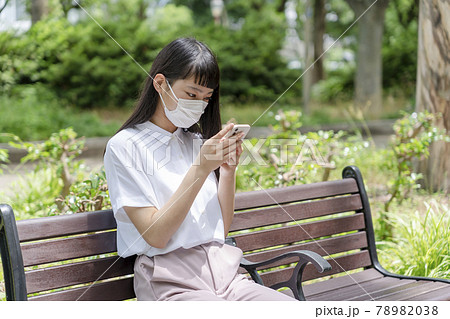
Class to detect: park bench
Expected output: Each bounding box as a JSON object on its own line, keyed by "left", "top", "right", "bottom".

{"left": 1, "top": 165, "right": 449, "bottom": 301}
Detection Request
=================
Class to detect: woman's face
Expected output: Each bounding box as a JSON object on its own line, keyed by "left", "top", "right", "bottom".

{"left": 158, "top": 75, "right": 214, "bottom": 111}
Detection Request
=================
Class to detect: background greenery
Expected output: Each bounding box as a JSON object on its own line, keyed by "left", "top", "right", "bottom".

{"left": 0, "top": 0, "right": 420, "bottom": 142}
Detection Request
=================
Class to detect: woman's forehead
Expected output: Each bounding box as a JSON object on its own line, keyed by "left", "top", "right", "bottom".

{"left": 177, "top": 78, "right": 214, "bottom": 94}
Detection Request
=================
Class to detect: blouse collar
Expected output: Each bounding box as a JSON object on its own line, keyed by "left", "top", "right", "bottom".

{"left": 136, "top": 121, "right": 185, "bottom": 145}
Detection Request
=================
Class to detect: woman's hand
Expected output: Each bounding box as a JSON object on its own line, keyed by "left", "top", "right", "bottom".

{"left": 194, "top": 123, "right": 241, "bottom": 175}
{"left": 219, "top": 133, "right": 244, "bottom": 175}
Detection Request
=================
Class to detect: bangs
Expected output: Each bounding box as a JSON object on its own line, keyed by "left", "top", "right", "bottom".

{"left": 182, "top": 54, "right": 220, "bottom": 90}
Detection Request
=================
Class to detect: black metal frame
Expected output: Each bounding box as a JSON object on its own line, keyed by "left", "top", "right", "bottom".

{"left": 241, "top": 250, "right": 331, "bottom": 300}
{"left": 342, "top": 165, "right": 450, "bottom": 284}
{"left": 0, "top": 204, "right": 27, "bottom": 301}
{"left": 225, "top": 237, "right": 332, "bottom": 300}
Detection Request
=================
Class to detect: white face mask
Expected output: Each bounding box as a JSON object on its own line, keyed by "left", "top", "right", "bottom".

{"left": 158, "top": 79, "right": 209, "bottom": 128}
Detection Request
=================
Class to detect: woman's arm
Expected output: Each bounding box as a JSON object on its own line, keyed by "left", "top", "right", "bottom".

{"left": 217, "top": 169, "right": 236, "bottom": 237}
{"left": 124, "top": 164, "right": 208, "bottom": 249}
{"left": 217, "top": 134, "right": 244, "bottom": 237}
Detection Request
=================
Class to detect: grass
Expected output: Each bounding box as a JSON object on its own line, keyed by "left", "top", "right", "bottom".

{"left": 0, "top": 85, "right": 122, "bottom": 143}
{"left": 220, "top": 94, "right": 410, "bottom": 128}
{"left": 0, "top": 83, "right": 410, "bottom": 144}
{"left": 97, "top": 93, "right": 410, "bottom": 130}
{"left": 377, "top": 198, "right": 450, "bottom": 279}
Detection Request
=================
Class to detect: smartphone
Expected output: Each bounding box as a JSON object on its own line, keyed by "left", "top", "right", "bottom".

{"left": 223, "top": 124, "right": 251, "bottom": 140}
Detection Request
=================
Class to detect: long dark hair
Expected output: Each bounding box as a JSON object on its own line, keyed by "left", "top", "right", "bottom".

{"left": 104, "top": 37, "right": 222, "bottom": 181}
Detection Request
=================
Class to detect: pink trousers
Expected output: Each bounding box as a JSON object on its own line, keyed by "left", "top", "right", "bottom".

{"left": 133, "top": 240, "right": 298, "bottom": 301}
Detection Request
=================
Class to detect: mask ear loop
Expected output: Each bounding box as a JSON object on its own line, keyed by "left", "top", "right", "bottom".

{"left": 165, "top": 79, "right": 179, "bottom": 102}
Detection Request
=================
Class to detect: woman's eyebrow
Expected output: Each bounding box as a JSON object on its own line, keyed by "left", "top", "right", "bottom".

{"left": 187, "top": 85, "right": 214, "bottom": 95}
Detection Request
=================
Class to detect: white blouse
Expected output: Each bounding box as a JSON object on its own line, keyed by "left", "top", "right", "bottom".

{"left": 103, "top": 120, "right": 225, "bottom": 258}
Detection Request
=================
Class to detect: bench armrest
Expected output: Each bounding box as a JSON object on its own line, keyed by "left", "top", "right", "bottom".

{"left": 0, "top": 204, "right": 27, "bottom": 301}
{"left": 239, "top": 250, "right": 332, "bottom": 301}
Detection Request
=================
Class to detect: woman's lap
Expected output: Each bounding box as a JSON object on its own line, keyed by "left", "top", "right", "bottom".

{"left": 133, "top": 241, "right": 298, "bottom": 301}
{"left": 217, "top": 273, "right": 297, "bottom": 301}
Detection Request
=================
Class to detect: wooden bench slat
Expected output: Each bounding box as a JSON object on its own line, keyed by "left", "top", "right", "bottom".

{"left": 241, "top": 232, "right": 368, "bottom": 271}
{"left": 402, "top": 284, "right": 450, "bottom": 301}
{"left": 245, "top": 250, "right": 372, "bottom": 286}
{"left": 28, "top": 277, "right": 135, "bottom": 301}
{"left": 309, "top": 277, "right": 415, "bottom": 301}
{"left": 372, "top": 281, "right": 449, "bottom": 301}
{"left": 21, "top": 232, "right": 116, "bottom": 267}
{"left": 234, "top": 213, "right": 365, "bottom": 252}
{"left": 349, "top": 280, "right": 436, "bottom": 301}
{"left": 17, "top": 210, "right": 116, "bottom": 242}
{"left": 234, "top": 178, "right": 359, "bottom": 210}
{"left": 26, "top": 233, "right": 367, "bottom": 295}
{"left": 282, "top": 275, "right": 434, "bottom": 301}
{"left": 25, "top": 256, "right": 135, "bottom": 294}
{"left": 230, "top": 194, "right": 362, "bottom": 232}
{"left": 302, "top": 250, "right": 372, "bottom": 281}
{"left": 303, "top": 268, "right": 384, "bottom": 297}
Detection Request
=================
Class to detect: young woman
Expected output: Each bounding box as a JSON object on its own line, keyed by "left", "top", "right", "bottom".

{"left": 103, "top": 37, "right": 297, "bottom": 301}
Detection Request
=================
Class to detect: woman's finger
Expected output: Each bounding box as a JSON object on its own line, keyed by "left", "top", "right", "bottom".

{"left": 213, "top": 123, "right": 234, "bottom": 140}
{"left": 224, "top": 145, "right": 238, "bottom": 157}
{"left": 225, "top": 150, "right": 237, "bottom": 165}
{"left": 236, "top": 142, "right": 243, "bottom": 157}
{"left": 222, "top": 140, "right": 238, "bottom": 154}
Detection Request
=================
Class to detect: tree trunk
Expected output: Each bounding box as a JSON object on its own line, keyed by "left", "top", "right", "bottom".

{"left": 312, "top": 0, "right": 325, "bottom": 84}
{"left": 345, "top": 0, "right": 389, "bottom": 118}
{"left": 415, "top": 0, "right": 450, "bottom": 193}
{"left": 137, "top": 0, "right": 148, "bottom": 20}
{"left": 303, "top": 0, "right": 314, "bottom": 116}
{"left": 31, "top": 0, "right": 48, "bottom": 24}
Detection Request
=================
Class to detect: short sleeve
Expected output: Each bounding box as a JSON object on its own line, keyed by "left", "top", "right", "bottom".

{"left": 103, "top": 141, "right": 159, "bottom": 223}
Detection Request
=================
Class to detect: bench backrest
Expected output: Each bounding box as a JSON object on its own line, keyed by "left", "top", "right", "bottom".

{"left": 0, "top": 165, "right": 378, "bottom": 300}
{"left": 228, "top": 165, "right": 377, "bottom": 288}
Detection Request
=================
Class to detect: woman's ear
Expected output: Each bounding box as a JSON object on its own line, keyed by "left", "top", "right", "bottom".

{"left": 153, "top": 73, "right": 165, "bottom": 94}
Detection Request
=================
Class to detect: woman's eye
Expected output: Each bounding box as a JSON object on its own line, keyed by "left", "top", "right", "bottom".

{"left": 186, "top": 91, "right": 211, "bottom": 101}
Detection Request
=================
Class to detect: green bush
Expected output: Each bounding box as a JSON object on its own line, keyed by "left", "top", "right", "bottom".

{"left": 382, "top": 0, "right": 419, "bottom": 94}
{"left": 198, "top": 6, "right": 298, "bottom": 104}
{"left": 379, "top": 111, "right": 449, "bottom": 240}
{"left": 0, "top": 128, "right": 110, "bottom": 218}
{"left": 54, "top": 167, "right": 111, "bottom": 214}
{"left": 312, "top": 63, "right": 355, "bottom": 103}
{"left": 0, "top": 84, "right": 120, "bottom": 142}
{"left": 236, "top": 109, "right": 371, "bottom": 191}
{"left": 0, "top": 18, "right": 75, "bottom": 94}
{"left": 0, "top": 1, "right": 298, "bottom": 109}
{"left": 0, "top": 3, "right": 191, "bottom": 108}
{"left": 1, "top": 166, "right": 62, "bottom": 220}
